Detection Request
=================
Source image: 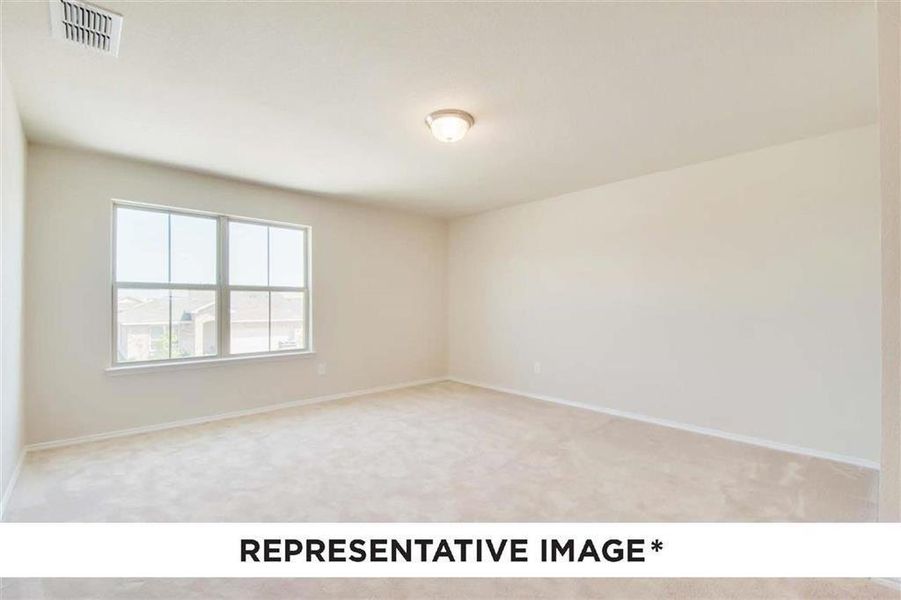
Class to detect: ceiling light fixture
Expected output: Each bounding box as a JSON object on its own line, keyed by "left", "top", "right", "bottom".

{"left": 425, "top": 109, "right": 474, "bottom": 143}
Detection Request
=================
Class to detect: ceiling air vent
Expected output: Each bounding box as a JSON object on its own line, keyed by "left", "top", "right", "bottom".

{"left": 48, "top": 0, "right": 122, "bottom": 57}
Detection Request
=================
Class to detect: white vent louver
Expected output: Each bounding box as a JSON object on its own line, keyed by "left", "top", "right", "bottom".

{"left": 49, "top": 0, "right": 122, "bottom": 57}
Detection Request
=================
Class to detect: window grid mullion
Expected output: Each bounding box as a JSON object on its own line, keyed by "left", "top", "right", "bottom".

{"left": 219, "top": 215, "right": 230, "bottom": 358}
{"left": 166, "top": 214, "right": 172, "bottom": 360}
{"left": 115, "top": 282, "right": 218, "bottom": 290}
{"left": 227, "top": 285, "right": 304, "bottom": 292}
{"left": 168, "top": 289, "right": 173, "bottom": 359}
{"left": 167, "top": 213, "right": 172, "bottom": 285}
{"left": 266, "top": 226, "right": 271, "bottom": 352}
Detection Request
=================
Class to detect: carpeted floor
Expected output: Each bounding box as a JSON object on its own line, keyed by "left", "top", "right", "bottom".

{"left": 2, "top": 577, "right": 898, "bottom": 600}
{"left": 2, "top": 381, "right": 893, "bottom": 598}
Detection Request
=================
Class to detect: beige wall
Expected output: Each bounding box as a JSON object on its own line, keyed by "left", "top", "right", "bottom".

{"left": 449, "top": 126, "right": 881, "bottom": 464}
{"left": 15, "top": 115, "right": 887, "bottom": 483}
{"left": 1, "top": 64, "right": 27, "bottom": 511}
{"left": 879, "top": 0, "right": 901, "bottom": 523}
{"left": 24, "top": 144, "right": 447, "bottom": 444}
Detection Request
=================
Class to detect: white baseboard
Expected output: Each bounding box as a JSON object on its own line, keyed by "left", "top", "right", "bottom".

{"left": 25, "top": 377, "right": 447, "bottom": 453}
{"left": 448, "top": 377, "right": 880, "bottom": 471}
{"left": 0, "top": 450, "right": 27, "bottom": 522}
{"left": 11, "top": 374, "right": 879, "bottom": 518}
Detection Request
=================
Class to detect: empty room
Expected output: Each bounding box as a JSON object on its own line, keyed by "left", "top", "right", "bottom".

{"left": 1, "top": 1, "right": 900, "bottom": 598}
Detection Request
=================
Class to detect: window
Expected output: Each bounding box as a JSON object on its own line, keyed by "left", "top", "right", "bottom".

{"left": 113, "top": 202, "right": 310, "bottom": 366}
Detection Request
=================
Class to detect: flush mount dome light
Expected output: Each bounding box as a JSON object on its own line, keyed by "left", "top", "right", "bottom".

{"left": 425, "top": 109, "right": 474, "bottom": 143}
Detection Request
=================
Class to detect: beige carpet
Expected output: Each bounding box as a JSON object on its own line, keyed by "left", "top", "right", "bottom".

{"left": 2, "top": 381, "right": 893, "bottom": 599}
{"left": 2, "top": 577, "right": 898, "bottom": 600}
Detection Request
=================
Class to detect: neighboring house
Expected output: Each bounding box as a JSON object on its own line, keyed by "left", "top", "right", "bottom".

{"left": 117, "top": 291, "right": 303, "bottom": 361}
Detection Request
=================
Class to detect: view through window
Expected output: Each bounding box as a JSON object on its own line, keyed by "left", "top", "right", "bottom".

{"left": 113, "top": 203, "right": 309, "bottom": 364}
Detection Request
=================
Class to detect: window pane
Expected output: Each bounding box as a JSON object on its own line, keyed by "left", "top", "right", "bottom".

{"left": 116, "top": 208, "right": 168, "bottom": 283}
{"left": 171, "top": 214, "right": 217, "bottom": 284}
{"left": 228, "top": 221, "right": 267, "bottom": 286}
{"left": 271, "top": 291, "right": 305, "bottom": 351}
{"left": 116, "top": 288, "right": 170, "bottom": 362}
{"left": 269, "top": 227, "right": 305, "bottom": 287}
{"left": 230, "top": 291, "right": 269, "bottom": 354}
{"left": 171, "top": 290, "right": 217, "bottom": 358}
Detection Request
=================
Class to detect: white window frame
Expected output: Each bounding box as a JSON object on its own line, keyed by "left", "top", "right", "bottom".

{"left": 111, "top": 200, "right": 312, "bottom": 368}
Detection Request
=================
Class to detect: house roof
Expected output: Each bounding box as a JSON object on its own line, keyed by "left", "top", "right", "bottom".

{"left": 118, "top": 291, "right": 302, "bottom": 326}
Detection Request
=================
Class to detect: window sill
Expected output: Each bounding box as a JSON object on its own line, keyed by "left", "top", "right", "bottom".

{"left": 105, "top": 351, "right": 316, "bottom": 375}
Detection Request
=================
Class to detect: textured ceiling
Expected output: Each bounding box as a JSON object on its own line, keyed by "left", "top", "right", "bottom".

{"left": 1, "top": 1, "right": 877, "bottom": 216}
